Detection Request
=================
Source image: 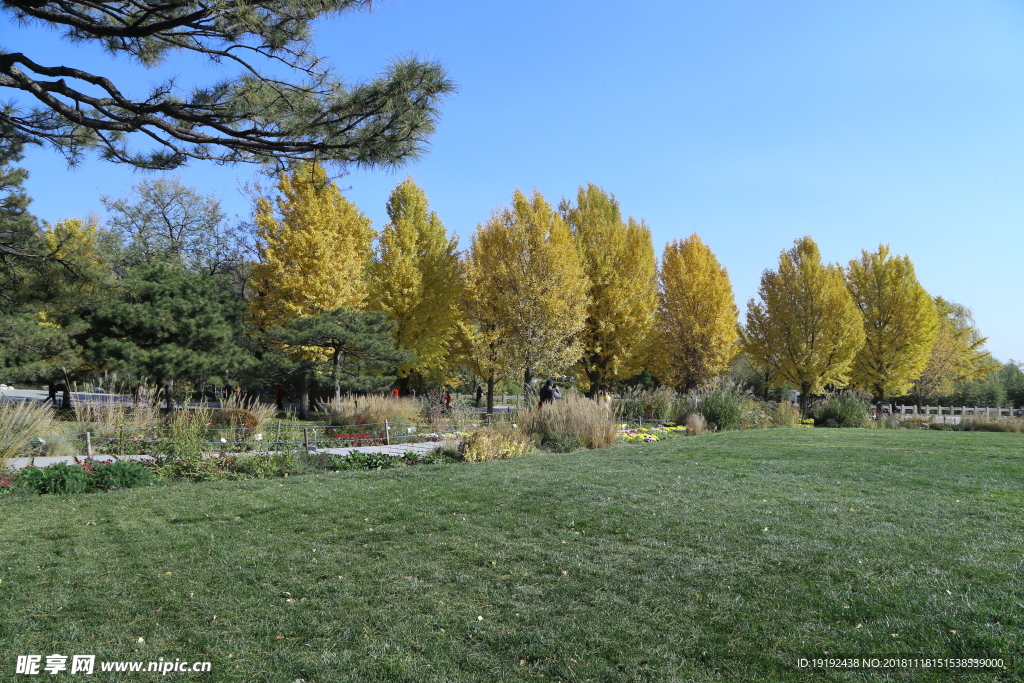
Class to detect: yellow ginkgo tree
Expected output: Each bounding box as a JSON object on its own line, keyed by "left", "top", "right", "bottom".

{"left": 463, "top": 189, "right": 589, "bottom": 410}
{"left": 845, "top": 244, "right": 938, "bottom": 413}
{"left": 561, "top": 183, "right": 657, "bottom": 396}
{"left": 248, "top": 163, "right": 375, "bottom": 417}
{"left": 248, "top": 162, "right": 375, "bottom": 330}
{"left": 366, "top": 177, "right": 463, "bottom": 393}
{"left": 648, "top": 234, "right": 738, "bottom": 391}
{"left": 744, "top": 236, "right": 865, "bottom": 415}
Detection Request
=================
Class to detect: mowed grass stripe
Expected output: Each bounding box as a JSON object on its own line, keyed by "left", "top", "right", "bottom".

{"left": 1, "top": 429, "right": 1021, "bottom": 682}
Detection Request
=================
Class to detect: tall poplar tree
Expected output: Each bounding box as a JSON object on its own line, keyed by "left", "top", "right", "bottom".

{"left": 560, "top": 184, "right": 657, "bottom": 396}
{"left": 248, "top": 163, "right": 375, "bottom": 329}
{"left": 367, "top": 178, "right": 462, "bottom": 392}
{"left": 846, "top": 245, "right": 939, "bottom": 412}
{"left": 649, "top": 234, "right": 739, "bottom": 391}
{"left": 464, "top": 189, "right": 589, "bottom": 406}
{"left": 744, "top": 236, "right": 865, "bottom": 415}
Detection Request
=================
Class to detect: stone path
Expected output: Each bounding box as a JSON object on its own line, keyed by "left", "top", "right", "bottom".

{"left": 6, "top": 439, "right": 455, "bottom": 471}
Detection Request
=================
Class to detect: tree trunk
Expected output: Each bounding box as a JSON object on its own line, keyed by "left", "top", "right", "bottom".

{"left": 486, "top": 376, "right": 495, "bottom": 416}
{"left": 299, "top": 371, "right": 310, "bottom": 421}
{"left": 587, "top": 368, "right": 602, "bottom": 400}
{"left": 523, "top": 366, "right": 534, "bottom": 403}
{"left": 397, "top": 375, "right": 411, "bottom": 397}
{"left": 165, "top": 380, "right": 174, "bottom": 413}
{"left": 333, "top": 349, "right": 342, "bottom": 401}
{"left": 799, "top": 381, "right": 811, "bottom": 418}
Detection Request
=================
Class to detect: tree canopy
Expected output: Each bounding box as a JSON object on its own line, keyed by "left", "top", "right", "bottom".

{"left": 845, "top": 245, "right": 938, "bottom": 408}
{"left": 649, "top": 234, "right": 738, "bottom": 392}
{"left": 463, "top": 189, "right": 590, "bottom": 404}
{"left": 367, "top": 178, "right": 463, "bottom": 391}
{"left": 248, "top": 162, "right": 375, "bottom": 330}
{"left": 263, "top": 306, "right": 410, "bottom": 401}
{"left": 102, "top": 177, "right": 242, "bottom": 274}
{"left": 560, "top": 184, "right": 657, "bottom": 396}
{"left": 76, "top": 264, "right": 244, "bottom": 404}
{"left": 0, "top": 124, "right": 48, "bottom": 309}
{"left": 744, "top": 236, "right": 865, "bottom": 415}
{"left": 1, "top": 0, "right": 455, "bottom": 170}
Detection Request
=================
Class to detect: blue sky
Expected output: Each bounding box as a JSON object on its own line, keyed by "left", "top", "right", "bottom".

{"left": 9, "top": 0, "right": 1024, "bottom": 363}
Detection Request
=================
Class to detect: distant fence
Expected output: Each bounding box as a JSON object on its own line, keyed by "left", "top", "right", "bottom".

{"left": 885, "top": 405, "right": 1019, "bottom": 418}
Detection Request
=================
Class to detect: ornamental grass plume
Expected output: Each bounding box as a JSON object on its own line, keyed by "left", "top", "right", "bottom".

{"left": 318, "top": 394, "right": 422, "bottom": 427}
{"left": 219, "top": 393, "right": 277, "bottom": 433}
{"left": 517, "top": 395, "right": 618, "bottom": 452}
{"left": 0, "top": 400, "right": 57, "bottom": 471}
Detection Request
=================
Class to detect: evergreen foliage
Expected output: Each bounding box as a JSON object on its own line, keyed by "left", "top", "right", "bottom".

{"left": 0, "top": 124, "right": 48, "bottom": 311}
{"left": 263, "top": 307, "right": 410, "bottom": 400}
{"left": 0, "top": 0, "right": 455, "bottom": 169}
{"left": 76, "top": 264, "right": 244, "bottom": 404}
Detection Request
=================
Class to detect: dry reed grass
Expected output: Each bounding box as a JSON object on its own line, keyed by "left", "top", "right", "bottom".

{"left": 0, "top": 400, "right": 58, "bottom": 470}
{"left": 318, "top": 394, "right": 423, "bottom": 427}
{"left": 217, "top": 394, "right": 277, "bottom": 432}
{"left": 517, "top": 396, "right": 618, "bottom": 451}
{"left": 957, "top": 416, "right": 1024, "bottom": 433}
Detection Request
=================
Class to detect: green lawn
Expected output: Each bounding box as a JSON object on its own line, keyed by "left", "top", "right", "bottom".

{"left": 2, "top": 429, "right": 1022, "bottom": 682}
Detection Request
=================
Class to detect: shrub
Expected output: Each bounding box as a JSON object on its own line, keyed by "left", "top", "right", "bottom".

{"left": 16, "top": 462, "right": 92, "bottom": 495}
{"left": 517, "top": 396, "right": 618, "bottom": 452}
{"left": 697, "top": 383, "right": 750, "bottom": 431}
{"left": 406, "top": 448, "right": 457, "bottom": 465}
{"left": 218, "top": 394, "right": 277, "bottom": 432}
{"left": 213, "top": 408, "right": 259, "bottom": 443}
{"left": 90, "top": 460, "right": 152, "bottom": 490}
{"left": 151, "top": 451, "right": 223, "bottom": 482}
{"left": 458, "top": 428, "right": 533, "bottom": 462}
{"left": 425, "top": 443, "right": 460, "bottom": 463}
{"left": 672, "top": 382, "right": 752, "bottom": 431}
{"left": 327, "top": 451, "right": 404, "bottom": 470}
{"left": 811, "top": 392, "right": 870, "bottom": 428}
{"left": 935, "top": 417, "right": 1024, "bottom": 433}
{"left": 224, "top": 452, "right": 299, "bottom": 477}
{"left": 684, "top": 413, "right": 707, "bottom": 435}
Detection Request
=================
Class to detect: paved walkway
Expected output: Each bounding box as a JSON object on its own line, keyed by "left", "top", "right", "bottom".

{"left": 6, "top": 439, "right": 455, "bottom": 471}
